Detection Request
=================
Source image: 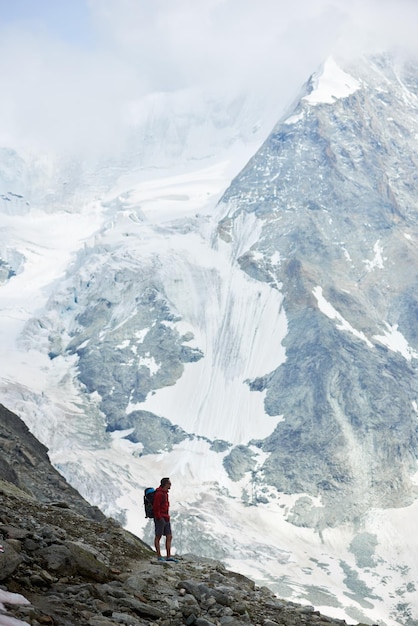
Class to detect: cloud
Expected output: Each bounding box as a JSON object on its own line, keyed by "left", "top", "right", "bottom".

{"left": 0, "top": 24, "right": 142, "bottom": 154}
{"left": 0, "top": 0, "right": 417, "bottom": 156}
{"left": 332, "top": 0, "right": 418, "bottom": 59}
{"left": 89, "top": 0, "right": 345, "bottom": 90}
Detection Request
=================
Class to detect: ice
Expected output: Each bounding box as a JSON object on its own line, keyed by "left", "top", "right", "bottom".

{"left": 304, "top": 57, "right": 360, "bottom": 105}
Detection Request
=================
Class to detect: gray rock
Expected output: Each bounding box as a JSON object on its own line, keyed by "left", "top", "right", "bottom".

{"left": 223, "top": 446, "right": 256, "bottom": 482}
{"left": 0, "top": 543, "right": 23, "bottom": 580}
{"left": 117, "top": 596, "right": 166, "bottom": 618}
{"left": 111, "top": 612, "right": 144, "bottom": 625}
{"left": 41, "top": 544, "right": 75, "bottom": 575}
{"left": 1, "top": 525, "right": 30, "bottom": 540}
{"left": 88, "top": 617, "right": 119, "bottom": 626}
{"left": 64, "top": 540, "right": 110, "bottom": 582}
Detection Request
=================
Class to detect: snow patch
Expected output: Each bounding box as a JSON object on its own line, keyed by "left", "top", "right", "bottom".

{"left": 304, "top": 58, "right": 360, "bottom": 105}
{"left": 106, "top": 161, "right": 237, "bottom": 224}
{"left": 363, "top": 240, "right": 384, "bottom": 271}
{"left": 116, "top": 339, "right": 131, "bottom": 350}
{"left": 140, "top": 237, "right": 287, "bottom": 443}
{"left": 284, "top": 112, "right": 304, "bottom": 125}
{"left": 138, "top": 355, "right": 160, "bottom": 375}
{"left": 0, "top": 589, "right": 31, "bottom": 626}
{"left": 313, "top": 286, "right": 373, "bottom": 348}
{"left": 134, "top": 328, "right": 149, "bottom": 342}
{"left": 373, "top": 323, "right": 418, "bottom": 361}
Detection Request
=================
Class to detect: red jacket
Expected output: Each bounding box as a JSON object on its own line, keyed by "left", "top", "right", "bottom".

{"left": 153, "top": 487, "right": 170, "bottom": 521}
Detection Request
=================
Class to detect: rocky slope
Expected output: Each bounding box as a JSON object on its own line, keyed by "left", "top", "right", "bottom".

{"left": 0, "top": 403, "right": 371, "bottom": 626}
{"left": 0, "top": 404, "right": 105, "bottom": 522}
{"left": 217, "top": 53, "right": 418, "bottom": 527}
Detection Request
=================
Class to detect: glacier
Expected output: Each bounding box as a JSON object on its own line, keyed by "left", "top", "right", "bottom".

{"left": 2, "top": 53, "right": 418, "bottom": 626}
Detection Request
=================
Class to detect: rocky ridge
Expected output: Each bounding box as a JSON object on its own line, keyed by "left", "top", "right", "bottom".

{"left": 216, "top": 53, "right": 418, "bottom": 526}
{"left": 0, "top": 404, "right": 373, "bottom": 626}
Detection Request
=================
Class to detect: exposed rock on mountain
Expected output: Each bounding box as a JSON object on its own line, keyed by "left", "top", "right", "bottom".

{"left": 0, "top": 404, "right": 104, "bottom": 521}
{"left": 218, "top": 54, "right": 418, "bottom": 527}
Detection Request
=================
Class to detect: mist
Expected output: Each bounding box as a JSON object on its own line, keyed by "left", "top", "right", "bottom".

{"left": 0, "top": 0, "right": 417, "bottom": 156}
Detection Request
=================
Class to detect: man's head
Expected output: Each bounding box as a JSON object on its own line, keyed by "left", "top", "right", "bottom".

{"left": 160, "top": 477, "right": 171, "bottom": 490}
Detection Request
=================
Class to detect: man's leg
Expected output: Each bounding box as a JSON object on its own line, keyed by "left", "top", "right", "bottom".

{"left": 154, "top": 534, "right": 162, "bottom": 558}
{"left": 165, "top": 533, "right": 172, "bottom": 558}
{"left": 154, "top": 519, "right": 165, "bottom": 559}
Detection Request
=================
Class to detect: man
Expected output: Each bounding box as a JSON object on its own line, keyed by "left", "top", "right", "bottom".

{"left": 153, "top": 477, "right": 178, "bottom": 562}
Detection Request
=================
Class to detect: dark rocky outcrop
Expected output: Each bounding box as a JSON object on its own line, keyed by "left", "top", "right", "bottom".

{"left": 0, "top": 404, "right": 104, "bottom": 521}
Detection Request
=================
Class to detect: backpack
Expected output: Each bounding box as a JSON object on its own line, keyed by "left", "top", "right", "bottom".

{"left": 144, "top": 487, "right": 155, "bottom": 518}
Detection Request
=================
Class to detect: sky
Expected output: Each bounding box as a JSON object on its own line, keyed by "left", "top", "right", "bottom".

{"left": 0, "top": 0, "right": 417, "bottom": 154}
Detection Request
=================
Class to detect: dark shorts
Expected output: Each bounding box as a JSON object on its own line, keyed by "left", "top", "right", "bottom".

{"left": 154, "top": 518, "right": 172, "bottom": 537}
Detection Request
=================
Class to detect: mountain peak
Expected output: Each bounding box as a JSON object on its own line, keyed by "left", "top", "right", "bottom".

{"left": 303, "top": 57, "right": 361, "bottom": 105}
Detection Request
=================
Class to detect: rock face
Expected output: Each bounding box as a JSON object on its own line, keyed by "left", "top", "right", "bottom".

{"left": 0, "top": 404, "right": 105, "bottom": 521}
{"left": 0, "top": 405, "right": 364, "bottom": 626}
{"left": 218, "top": 53, "right": 418, "bottom": 527}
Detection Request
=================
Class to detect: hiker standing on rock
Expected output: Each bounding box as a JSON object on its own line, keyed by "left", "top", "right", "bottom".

{"left": 153, "top": 477, "right": 177, "bottom": 562}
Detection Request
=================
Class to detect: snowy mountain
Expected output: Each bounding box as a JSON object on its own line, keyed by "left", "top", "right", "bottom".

{"left": 2, "top": 52, "right": 418, "bottom": 625}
